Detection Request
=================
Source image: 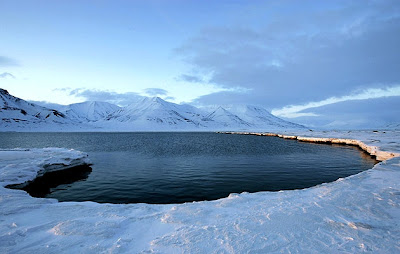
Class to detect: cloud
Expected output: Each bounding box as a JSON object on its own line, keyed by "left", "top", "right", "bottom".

{"left": 53, "top": 87, "right": 72, "bottom": 92}
{"left": 272, "top": 86, "right": 400, "bottom": 118}
{"left": 69, "top": 88, "right": 145, "bottom": 106}
{"left": 192, "top": 90, "right": 253, "bottom": 107}
{"left": 176, "top": 1, "right": 400, "bottom": 109}
{"left": 286, "top": 96, "right": 400, "bottom": 129}
{"left": 176, "top": 74, "right": 204, "bottom": 83}
{"left": 143, "top": 88, "right": 168, "bottom": 96}
{"left": 0, "top": 72, "right": 15, "bottom": 79}
{"left": 28, "top": 100, "right": 66, "bottom": 111}
{"left": 0, "top": 56, "right": 18, "bottom": 66}
{"left": 164, "top": 96, "right": 176, "bottom": 101}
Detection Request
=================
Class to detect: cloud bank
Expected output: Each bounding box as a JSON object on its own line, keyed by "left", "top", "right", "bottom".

{"left": 176, "top": 0, "right": 400, "bottom": 111}
{"left": 0, "top": 72, "right": 15, "bottom": 79}
{"left": 272, "top": 86, "right": 400, "bottom": 118}
{"left": 69, "top": 89, "right": 145, "bottom": 106}
{"left": 143, "top": 88, "right": 168, "bottom": 97}
{"left": 177, "top": 74, "right": 204, "bottom": 83}
{"left": 289, "top": 96, "right": 400, "bottom": 129}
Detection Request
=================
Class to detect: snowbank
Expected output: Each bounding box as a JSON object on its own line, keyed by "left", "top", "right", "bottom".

{"left": 1, "top": 131, "right": 399, "bottom": 253}
{"left": 0, "top": 148, "right": 91, "bottom": 187}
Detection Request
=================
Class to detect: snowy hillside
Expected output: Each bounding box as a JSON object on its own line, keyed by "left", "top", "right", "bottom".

{"left": 0, "top": 89, "right": 305, "bottom": 131}
{"left": 64, "top": 101, "right": 120, "bottom": 122}
{"left": 105, "top": 98, "right": 303, "bottom": 131}
{"left": 106, "top": 97, "right": 204, "bottom": 130}
{"left": 224, "top": 104, "right": 304, "bottom": 129}
{"left": 202, "top": 106, "right": 251, "bottom": 128}
{"left": 0, "top": 88, "right": 74, "bottom": 130}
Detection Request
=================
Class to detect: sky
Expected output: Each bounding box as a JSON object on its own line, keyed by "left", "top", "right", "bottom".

{"left": 1, "top": 0, "right": 399, "bottom": 128}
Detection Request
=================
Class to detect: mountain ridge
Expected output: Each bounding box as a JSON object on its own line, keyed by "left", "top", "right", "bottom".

{"left": 0, "top": 89, "right": 305, "bottom": 131}
{"left": 0, "top": 88, "right": 69, "bottom": 125}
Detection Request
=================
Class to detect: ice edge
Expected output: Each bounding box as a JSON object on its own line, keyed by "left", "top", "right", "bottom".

{"left": 218, "top": 131, "right": 400, "bottom": 161}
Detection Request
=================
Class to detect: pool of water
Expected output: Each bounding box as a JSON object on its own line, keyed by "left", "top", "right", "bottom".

{"left": 1, "top": 132, "right": 377, "bottom": 204}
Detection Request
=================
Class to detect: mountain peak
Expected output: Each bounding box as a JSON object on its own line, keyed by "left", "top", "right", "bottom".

{"left": 80, "top": 101, "right": 114, "bottom": 106}
{"left": 150, "top": 97, "right": 165, "bottom": 103}
{"left": 138, "top": 97, "right": 169, "bottom": 107}
{"left": 65, "top": 100, "right": 120, "bottom": 121}
{"left": 0, "top": 88, "right": 10, "bottom": 95}
{"left": 0, "top": 90, "right": 305, "bottom": 131}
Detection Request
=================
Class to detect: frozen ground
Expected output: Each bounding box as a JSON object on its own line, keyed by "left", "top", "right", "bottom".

{"left": 0, "top": 131, "right": 399, "bottom": 253}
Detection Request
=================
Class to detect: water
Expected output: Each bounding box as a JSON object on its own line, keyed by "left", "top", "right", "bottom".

{"left": 1, "top": 132, "right": 377, "bottom": 204}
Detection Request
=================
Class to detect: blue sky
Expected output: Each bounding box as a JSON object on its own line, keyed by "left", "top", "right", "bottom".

{"left": 1, "top": 0, "right": 399, "bottom": 128}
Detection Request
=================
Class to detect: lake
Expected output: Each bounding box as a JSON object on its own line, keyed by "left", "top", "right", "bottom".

{"left": 1, "top": 132, "right": 377, "bottom": 204}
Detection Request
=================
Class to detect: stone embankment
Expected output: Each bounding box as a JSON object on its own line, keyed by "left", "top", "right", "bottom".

{"left": 218, "top": 131, "right": 400, "bottom": 161}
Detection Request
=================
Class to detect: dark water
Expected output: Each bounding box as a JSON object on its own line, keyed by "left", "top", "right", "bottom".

{"left": 1, "top": 132, "right": 377, "bottom": 204}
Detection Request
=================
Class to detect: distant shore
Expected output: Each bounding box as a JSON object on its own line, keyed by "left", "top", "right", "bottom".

{"left": 217, "top": 131, "right": 400, "bottom": 161}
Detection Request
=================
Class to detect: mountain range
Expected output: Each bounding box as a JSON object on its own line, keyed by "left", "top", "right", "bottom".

{"left": 0, "top": 88, "right": 305, "bottom": 131}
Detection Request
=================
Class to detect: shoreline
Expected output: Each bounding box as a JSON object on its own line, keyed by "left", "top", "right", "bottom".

{"left": 217, "top": 131, "right": 400, "bottom": 161}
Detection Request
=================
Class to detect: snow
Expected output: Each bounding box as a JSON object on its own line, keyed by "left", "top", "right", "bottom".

{"left": 224, "top": 104, "right": 304, "bottom": 129}
{"left": 1, "top": 89, "right": 306, "bottom": 132}
{"left": 1, "top": 131, "right": 400, "bottom": 253}
{"left": 64, "top": 101, "right": 121, "bottom": 122}
{"left": 0, "top": 89, "right": 68, "bottom": 125}
{"left": 0, "top": 148, "right": 90, "bottom": 187}
{"left": 0, "top": 89, "right": 92, "bottom": 131}
{"left": 105, "top": 96, "right": 205, "bottom": 130}
{"left": 202, "top": 106, "right": 251, "bottom": 128}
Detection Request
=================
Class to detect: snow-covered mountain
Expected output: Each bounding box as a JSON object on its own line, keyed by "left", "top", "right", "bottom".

{"left": 109, "top": 97, "right": 203, "bottom": 126}
{"left": 0, "top": 89, "right": 305, "bottom": 131}
{"left": 64, "top": 101, "right": 120, "bottom": 122}
{"left": 225, "top": 104, "right": 303, "bottom": 129}
{"left": 202, "top": 106, "right": 251, "bottom": 128}
{"left": 0, "top": 88, "right": 75, "bottom": 130}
